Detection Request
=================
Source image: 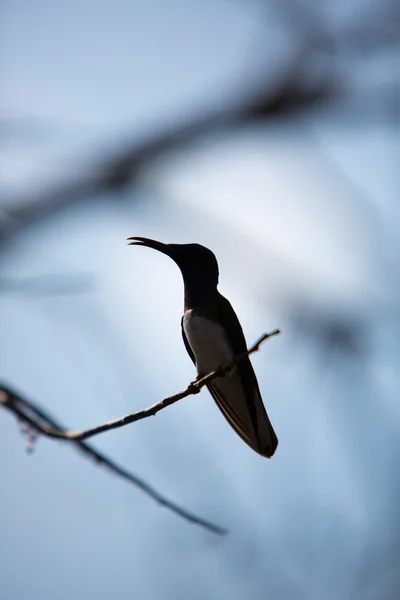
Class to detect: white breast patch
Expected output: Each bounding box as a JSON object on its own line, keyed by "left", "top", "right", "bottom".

{"left": 183, "top": 310, "right": 235, "bottom": 376}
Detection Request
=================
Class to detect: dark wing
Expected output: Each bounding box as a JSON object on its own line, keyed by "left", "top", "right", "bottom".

{"left": 181, "top": 297, "right": 278, "bottom": 458}
{"left": 208, "top": 293, "right": 278, "bottom": 458}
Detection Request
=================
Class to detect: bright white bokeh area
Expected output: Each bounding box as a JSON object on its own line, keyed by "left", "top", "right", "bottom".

{"left": 1, "top": 1, "right": 399, "bottom": 599}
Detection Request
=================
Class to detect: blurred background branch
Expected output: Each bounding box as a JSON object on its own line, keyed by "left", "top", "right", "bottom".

{"left": 1, "top": 0, "right": 399, "bottom": 598}
{"left": 1, "top": 0, "right": 398, "bottom": 246}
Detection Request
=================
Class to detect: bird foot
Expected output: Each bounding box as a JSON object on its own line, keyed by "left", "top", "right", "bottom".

{"left": 188, "top": 375, "right": 203, "bottom": 395}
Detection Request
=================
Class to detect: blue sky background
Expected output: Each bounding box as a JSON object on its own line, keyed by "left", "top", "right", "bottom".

{"left": 1, "top": 1, "right": 399, "bottom": 598}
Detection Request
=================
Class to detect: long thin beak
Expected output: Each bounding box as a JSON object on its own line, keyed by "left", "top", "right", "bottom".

{"left": 127, "top": 237, "right": 169, "bottom": 255}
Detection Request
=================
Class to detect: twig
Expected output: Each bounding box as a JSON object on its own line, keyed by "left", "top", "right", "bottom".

{"left": 2, "top": 329, "right": 280, "bottom": 442}
{"left": 0, "top": 385, "right": 225, "bottom": 535}
{"left": 0, "top": 329, "right": 279, "bottom": 534}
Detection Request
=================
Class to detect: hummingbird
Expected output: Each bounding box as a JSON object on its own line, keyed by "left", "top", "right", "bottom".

{"left": 128, "top": 237, "right": 278, "bottom": 458}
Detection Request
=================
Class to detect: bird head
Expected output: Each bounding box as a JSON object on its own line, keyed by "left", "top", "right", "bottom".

{"left": 127, "top": 237, "right": 219, "bottom": 287}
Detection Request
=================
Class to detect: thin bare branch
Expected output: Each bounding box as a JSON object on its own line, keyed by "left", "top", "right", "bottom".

{"left": 0, "top": 329, "right": 280, "bottom": 534}
{"left": 2, "top": 329, "right": 280, "bottom": 442}
{"left": 0, "top": 385, "right": 226, "bottom": 535}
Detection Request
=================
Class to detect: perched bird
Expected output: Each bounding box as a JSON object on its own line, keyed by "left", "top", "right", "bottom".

{"left": 128, "top": 237, "right": 278, "bottom": 458}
